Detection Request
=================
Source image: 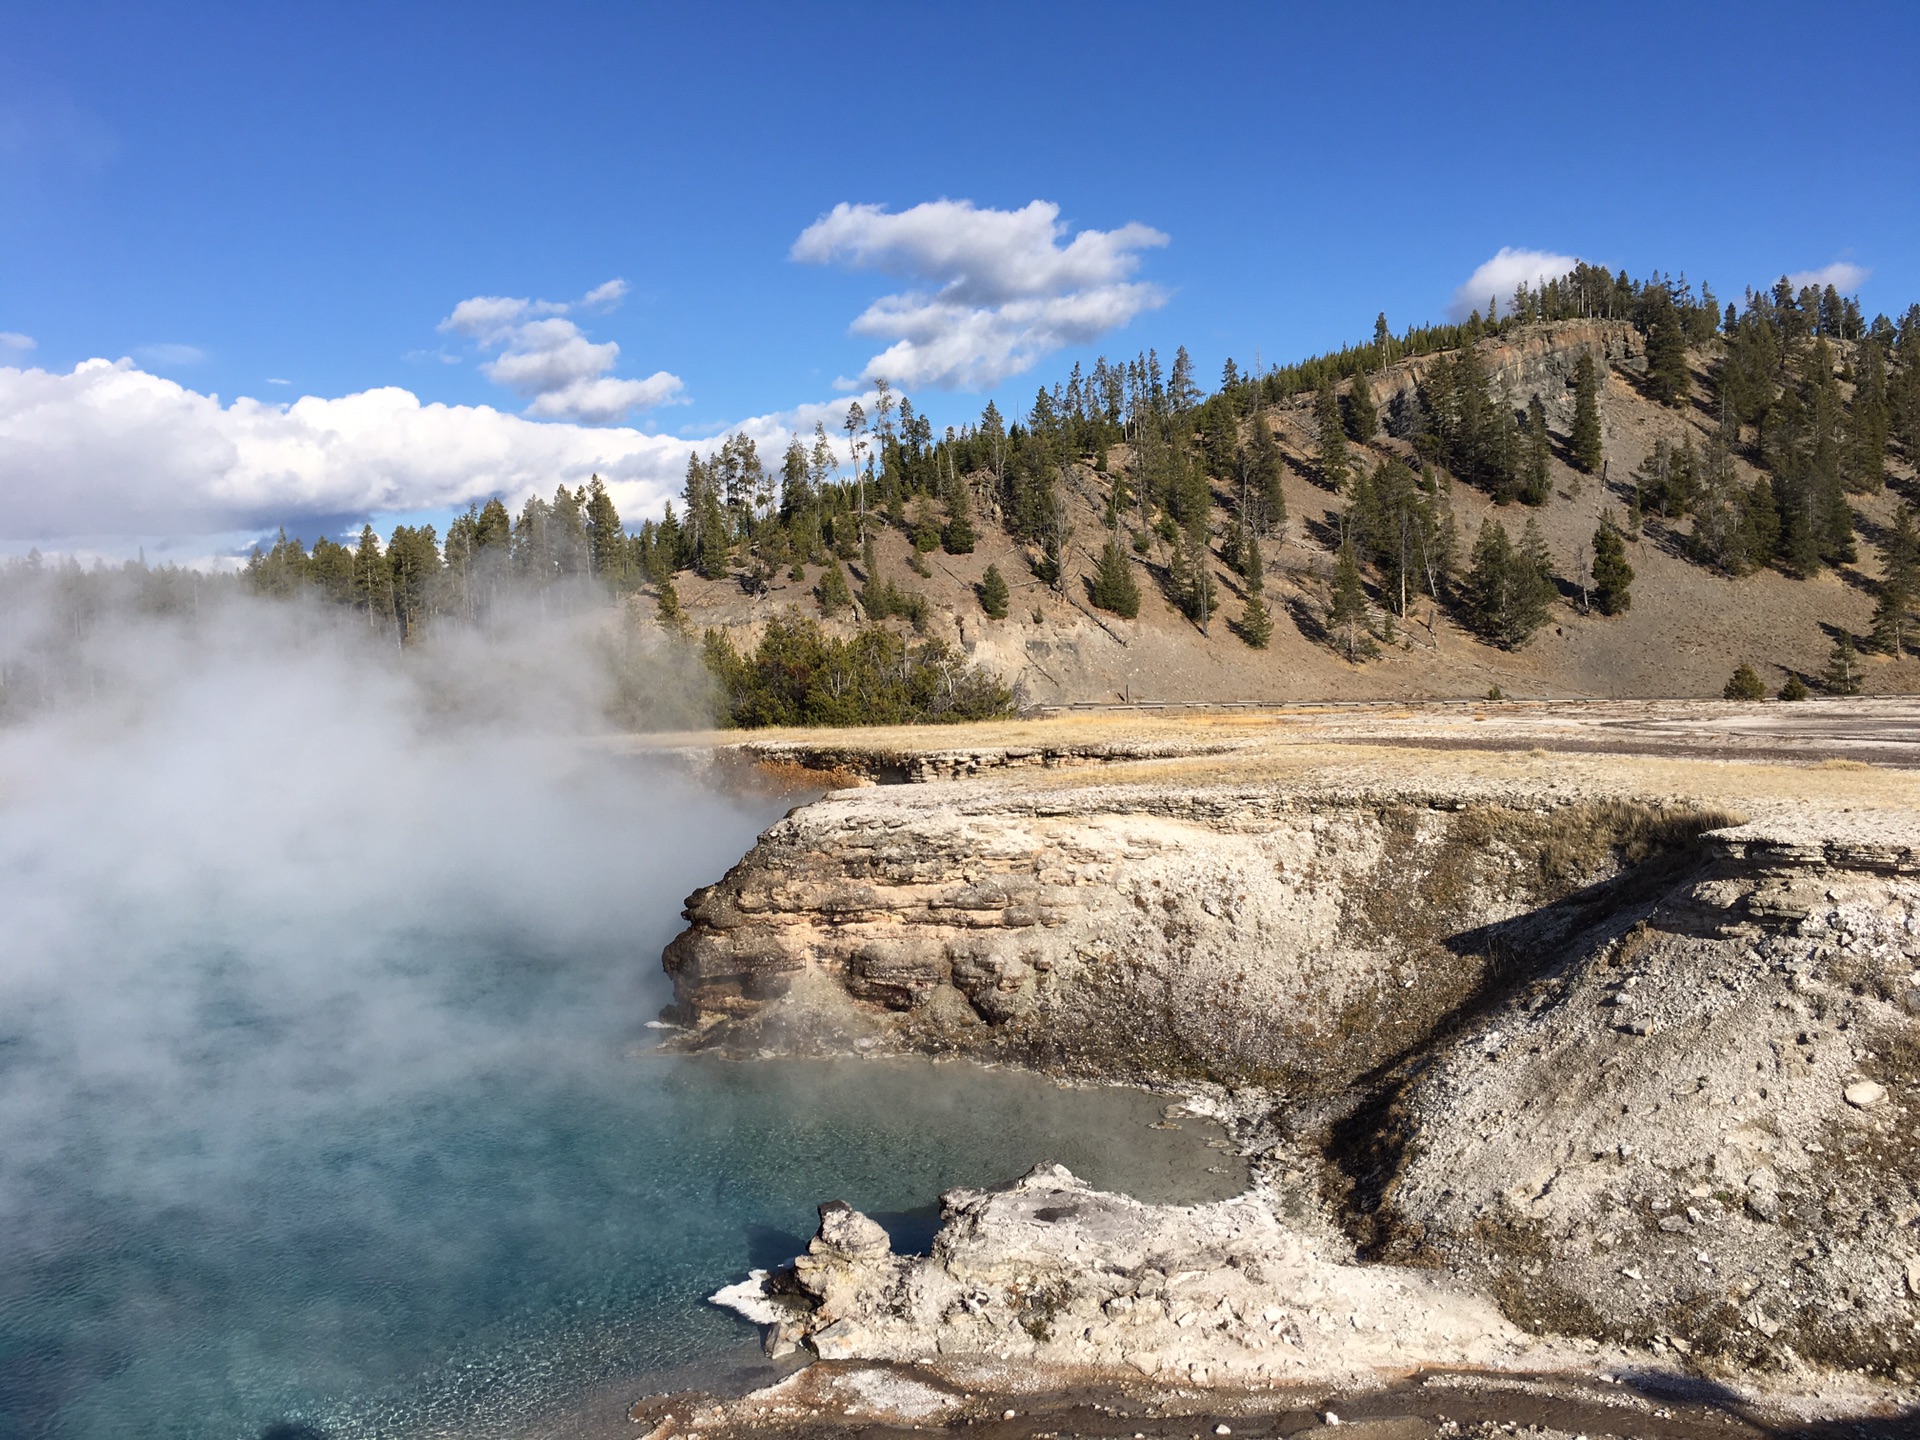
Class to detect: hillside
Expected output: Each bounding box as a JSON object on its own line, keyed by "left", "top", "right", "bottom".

{"left": 663, "top": 316, "right": 1920, "bottom": 708}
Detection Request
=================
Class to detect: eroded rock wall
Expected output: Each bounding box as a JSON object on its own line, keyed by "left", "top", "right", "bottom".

{"left": 668, "top": 769, "right": 1920, "bottom": 1388}
{"left": 1351, "top": 827, "right": 1920, "bottom": 1378}
{"left": 1372, "top": 318, "right": 1642, "bottom": 441}
{"left": 663, "top": 781, "right": 1724, "bottom": 1088}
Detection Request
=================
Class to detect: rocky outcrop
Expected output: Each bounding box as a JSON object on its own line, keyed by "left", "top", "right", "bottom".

{"left": 1371, "top": 318, "right": 1642, "bottom": 441}
{"left": 1348, "top": 822, "right": 1920, "bottom": 1380}
{"left": 666, "top": 756, "right": 1920, "bottom": 1394}
{"left": 734, "top": 1163, "right": 1613, "bottom": 1387}
{"left": 728, "top": 735, "right": 1250, "bottom": 786}
{"left": 663, "top": 777, "right": 1728, "bottom": 1087}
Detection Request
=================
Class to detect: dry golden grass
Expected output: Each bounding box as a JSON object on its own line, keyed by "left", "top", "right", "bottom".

{"left": 610, "top": 700, "right": 1920, "bottom": 824}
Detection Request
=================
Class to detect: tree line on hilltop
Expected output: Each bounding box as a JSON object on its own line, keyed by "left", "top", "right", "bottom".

{"left": 30, "top": 261, "right": 1911, "bottom": 726}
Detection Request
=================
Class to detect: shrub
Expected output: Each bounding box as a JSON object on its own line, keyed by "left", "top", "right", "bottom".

{"left": 702, "top": 614, "right": 1014, "bottom": 728}
{"left": 1723, "top": 664, "right": 1766, "bottom": 701}
{"left": 861, "top": 574, "right": 930, "bottom": 632}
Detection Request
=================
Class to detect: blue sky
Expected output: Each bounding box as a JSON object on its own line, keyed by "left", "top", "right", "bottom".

{"left": 3, "top": 0, "right": 1917, "bottom": 553}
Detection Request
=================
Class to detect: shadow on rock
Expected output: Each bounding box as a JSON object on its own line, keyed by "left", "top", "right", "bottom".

{"left": 1768, "top": 1412, "right": 1920, "bottom": 1440}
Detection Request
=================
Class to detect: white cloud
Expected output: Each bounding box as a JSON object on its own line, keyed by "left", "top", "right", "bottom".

{"left": 135, "top": 342, "right": 206, "bottom": 367}
{"left": 578, "top": 278, "right": 630, "bottom": 312}
{"left": 709, "top": 394, "right": 872, "bottom": 462}
{"left": 0, "top": 358, "right": 873, "bottom": 547}
{"left": 266, "top": 377, "right": 291, "bottom": 386}
{"left": 0, "top": 357, "right": 699, "bottom": 544}
{"left": 1787, "top": 261, "right": 1869, "bottom": 293}
{"left": 0, "top": 332, "right": 33, "bottom": 352}
{"left": 438, "top": 279, "right": 682, "bottom": 423}
{"left": 792, "top": 199, "right": 1169, "bottom": 390}
{"left": 439, "top": 294, "right": 565, "bottom": 343}
{"left": 1448, "top": 247, "right": 1582, "bottom": 321}
{"left": 522, "top": 372, "right": 685, "bottom": 424}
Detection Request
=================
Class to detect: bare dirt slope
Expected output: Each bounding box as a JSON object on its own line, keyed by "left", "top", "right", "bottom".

{"left": 660, "top": 321, "right": 1918, "bottom": 705}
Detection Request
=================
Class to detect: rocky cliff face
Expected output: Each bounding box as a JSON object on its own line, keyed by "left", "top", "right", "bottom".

{"left": 664, "top": 777, "right": 1726, "bottom": 1088}
{"left": 1369, "top": 318, "right": 1643, "bottom": 440}
{"left": 666, "top": 760, "right": 1920, "bottom": 1391}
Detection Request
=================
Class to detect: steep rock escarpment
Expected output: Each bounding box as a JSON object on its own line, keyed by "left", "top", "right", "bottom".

{"left": 664, "top": 780, "right": 1725, "bottom": 1088}
{"left": 1369, "top": 317, "right": 1643, "bottom": 441}
{"left": 668, "top": 772, "right": 1920, "bottom": 1389}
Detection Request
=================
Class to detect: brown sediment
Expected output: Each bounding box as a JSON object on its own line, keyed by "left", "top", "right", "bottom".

{"left": 624, "top": 1358, "right": 1916, "bottom": 1439}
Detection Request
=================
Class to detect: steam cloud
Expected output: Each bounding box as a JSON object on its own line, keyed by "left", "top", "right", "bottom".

{"left": 0, "top": 582, "right": 748, "bottom": 1245}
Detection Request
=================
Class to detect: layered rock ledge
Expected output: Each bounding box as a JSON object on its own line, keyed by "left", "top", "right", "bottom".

{"left": 661, "top": 732, "right": 1920, "bottom": 1400}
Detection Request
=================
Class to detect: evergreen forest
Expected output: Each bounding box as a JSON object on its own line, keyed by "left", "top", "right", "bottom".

{"left": 10, "top": 263, "right": 1919, "bottom": 725}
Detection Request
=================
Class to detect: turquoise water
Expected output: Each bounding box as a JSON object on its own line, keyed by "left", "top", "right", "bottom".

{"left": 0, "top": 763, "right": 1235, "bottom": 1440}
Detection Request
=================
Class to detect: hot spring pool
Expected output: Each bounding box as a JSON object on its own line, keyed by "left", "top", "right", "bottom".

{"left": 0, "top": 768, "right": 1241, "bottom": 1440}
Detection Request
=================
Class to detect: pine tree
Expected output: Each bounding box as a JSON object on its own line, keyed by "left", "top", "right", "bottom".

{"left": 1463, "top": 518, "right": 1513, "bottom": 642}
{"left": 547, "top": 483, "right": 589, "bottom": 577}
{"left": 1345, "top": 369, "right": 1378, "bottom": 442}
{"left": 1845, "top": 339, "right": 1891, "bottom": 491}
{"left": 843, "top": 400, "right": 868, "bottom": 522}
{"left": 1516, "top": 517, "right": 1558, "bottom": 635}
{"left": 1237, "top": 538, "right": 1272, "bottom": 648}
{"left": 1643, "top": 285, "right": 1692, "bottom": 407}
{"left": 1168, "top": 346, "right": 1200, "bottom": 413}
{"left": 780, "top": 436, "right": 811, "bottom": 519}
{"left": 1769, "top": 339, "right": 1857, "bottom": 574}
{"left": 1520, "top": 395, "right": 1552, "bottom": 504}
{"left": 977, "top": 563, "right": 1010, "bottom": 619}
{"left": 1246, "top": 401, "right": 1287, "bottom": 535}
{"left": 353, "top": 523, "right": 392, "bottom": 630}
{"left": 473, "top": 496, "right": 511, "bottom": 553}
{"left": 814, "top": 560, "right": 852, "bottom": 615}
{"left": 1869, "top": 506, "right": 1917, "bottom": 656}
{"left": 1326, "top": 538, "right": 1375, "bottom": 662}
{"left": 655, "top": 575, "right": 684, "bottom": 630}
{"left": 943, "top": 472, "right": 977, "bottom": 554}
{"left": 1090, "top": 535, "right": 1141, "bottom": 618}
{"left": 309, "top": 535, "right": 355, "bottom": 605}
{"left": 1179, "top": 513, "right": 1216, "bottom": 632}
{"left": 1571, "top": 351, "right": 1604, "bottom": 473}
{"left": 1314, "top": 376, "right": 1351, "bottom": 491}
{"left": 583, "top": 476, "right": 626, "bottom": 583}
{"left": 1779, "top": 674, "right": 1809, "bottom": 701}
{"left": 1239, "top": 583, "right": 1273, "bottom": 649}
{"left": 1821, "top": 634, "right": 1863, "bottom": 695}
{"left": 1723, "top": 664, "right": 1766, "bottom": 701}
{"left": 1590, "top": 520, "right": 1634, "bottom": 615}
{"left": 1463, "top": 517, "right": 1554, "bottom": 649}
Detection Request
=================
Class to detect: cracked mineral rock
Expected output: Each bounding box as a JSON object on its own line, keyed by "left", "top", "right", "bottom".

{"left": 738, "top": 1164, "right": 1614, "bottom": 1387}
